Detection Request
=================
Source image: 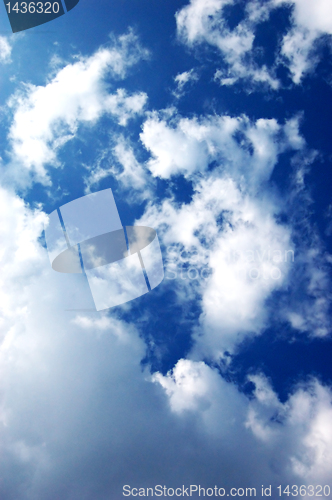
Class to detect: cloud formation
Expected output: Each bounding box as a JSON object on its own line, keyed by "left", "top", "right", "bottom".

{"left": 0, "top": 187, "right": 331, "bottom": 496}
{"left": 138, "top": 111, "right": 331, "bottom": 357}
{"left": 176, "top": 0, "right": 332, "bottom": 88}
{"left": 140, "top": 112, "right": 304, "bottom": 180}
{"left": 4, "top": 31, "right": 148, "bottom": 188}
{"left": 277, "top": 0, "right": 332, "bottom": 83}
{"left": 154, "top": 359, "right": 332, "bottom": 485}
{"left": 84, "top": 136, "right": 152, "bottom": 202}
{"left": 0, "top": 12, "right": 331, "bottom": 499}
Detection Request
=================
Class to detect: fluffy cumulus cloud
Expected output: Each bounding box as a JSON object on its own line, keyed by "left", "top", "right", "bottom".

{"left": 0, "top": 20, "right": 331, "bottom": 499}
{"left": 4, "top": 31, "right": 148, "bottom": 188}
{"left": 0, "top": 190, "right": 331, "bottom": 497}
{"left": 140, "top": 111, "right": 304, "bottom": 180}
{"left": 138, "top": 110, "right": 332, "bottom": 357}
{"left": 245, "top": 373, "right": 332, "bottom": 484}
{"left": 277, "top": 0, "right": 332, "bottom": 83}
{"left": 0, "top": 187, "right": 47, "bottom": 345}
{"left": 140, "top": 174, "right": 293, "bottom": 356}
{"left": 176, "top": 0, "right": 280, "bottom": 89}
{"left": 176, "top": 0, "right": 332, "bottom": 87}
{"left": 153, "top": 359, "right": 332, "bottom": 486}
{"left": 0, "top": 80, "right": 329, "bottom": 500}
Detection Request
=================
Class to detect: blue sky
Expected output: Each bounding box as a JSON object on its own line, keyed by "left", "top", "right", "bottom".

{"left": 0, "top": 0, "right": 332, "bottom": 498}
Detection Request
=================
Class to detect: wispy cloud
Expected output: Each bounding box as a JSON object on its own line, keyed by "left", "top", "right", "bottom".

{"left": 84, "top": 135, "right": 153, "bottom": 201}
{"left": 173, "top": 69, "right": 199, "bottom": 98}
{"left": 0, "top": 36, "right": 12, "bottom": 64}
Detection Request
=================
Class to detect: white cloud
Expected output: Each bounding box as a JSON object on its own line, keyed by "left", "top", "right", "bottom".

{"left": 112, "top": 137, "right": 152, "bottom": 194}
{"left": 71, "top": 314, "right": 133, "bottom": 341}
{"left": 279, "top": 26, "right": 319, "bottom": 84}
{"left": 282, "top": 242, "right": 332, "bottom": 338}
{"left": 195, "top": 198, "right": 293, "bottom": 357}
{"left": 282, "top": 0, "right": 332, "bottom": 35}
{"left": 176, "top": 0, "right": 280, "bottom": 89}
{"left": 0, "top": 7, "right": 330, "bottom": 498}
{"left": 138, "top": 111, "right": 331, "bottom": 356}
{"left": 176, "top": 0, "right": 332, "bottom": 87}
{"left": 153, "top": 358, "right": 245, "bottom": 417}
{"left": 174, "top": 69, "right": 198, "bottom": 87}
{"left": 0, "top": 181, "right": 331, "bottom": 496}
{"left": 140, "top": 173, "right": 294, "bottom": 357}
{"left": 141, "top": 112, "right": 216, "bottom": 178}
{"left": 246, "top": 373, "right": 332, "bottom": 483}
{"left": 276, "top": 0, "right": 332, "bottom": 83}
{"left": 84, "top": 136, "right": 152, "bottom": 200}
{"left": 0, "top": 36, "right": 12, "bottom": 64}
{"left": 0, "top": 187, "right": 46, "bottom": 344}
{"left": 140, "top": 111, "right": 303, "bottom": 181}
{"left": 4, "top": 31, "right": 148, "bottom": 188}
{"left": 154, "top": 359, "right": 332, "bottom": 485}
{"left": 272, "top": 148, "right": 332, "bottom": 338}
{"left": 173, "top": 69, "right": 199, "bottom": 98}
{"left": 83, "top": 163, "right": 114, "bottom": 194}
